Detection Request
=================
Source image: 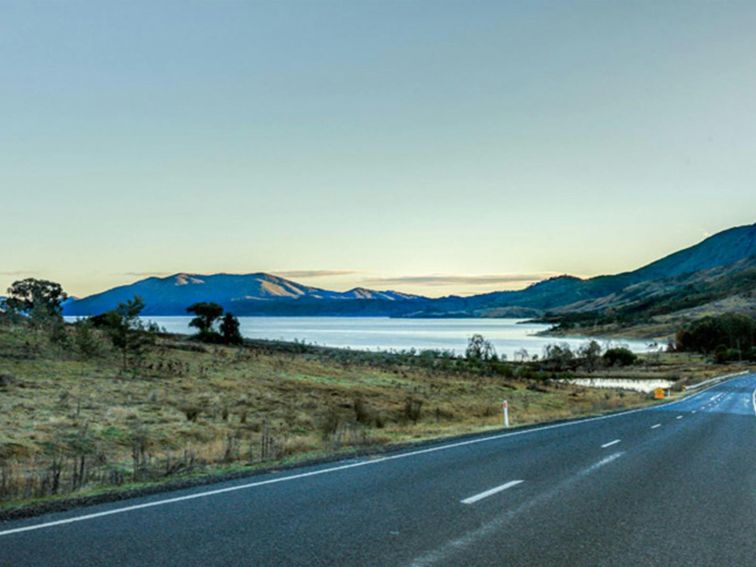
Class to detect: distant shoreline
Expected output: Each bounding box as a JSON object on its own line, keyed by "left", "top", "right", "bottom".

{"left": 65, "top": 315, "right": 653, "bottom": 358}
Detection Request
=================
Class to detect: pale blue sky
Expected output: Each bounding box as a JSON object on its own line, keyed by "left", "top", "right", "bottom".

{"left": 1, "top": 1, "right": 754, "bottom": 297}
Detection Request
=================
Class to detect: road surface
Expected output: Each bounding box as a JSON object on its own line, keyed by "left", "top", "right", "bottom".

{"left": 1, "top": 372, "right": 754, "bottom": 566}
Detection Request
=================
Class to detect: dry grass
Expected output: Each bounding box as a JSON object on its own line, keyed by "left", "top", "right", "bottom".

{"left": 0, "top": 323, "right": 723, "bottom": 508}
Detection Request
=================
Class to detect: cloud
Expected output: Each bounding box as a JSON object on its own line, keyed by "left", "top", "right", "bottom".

{"left": 116, "top": 271, "right": 173, "bottom": 277}
{"left": 359, "top": 273, "right": 559, "bottom": 287}
{"left": 275, "top": 270, "right": 358, "bottom": 279}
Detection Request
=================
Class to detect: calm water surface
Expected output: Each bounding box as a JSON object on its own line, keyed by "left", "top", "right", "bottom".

{"left": 138, "top": 317, "right": 654, "bottom": 360}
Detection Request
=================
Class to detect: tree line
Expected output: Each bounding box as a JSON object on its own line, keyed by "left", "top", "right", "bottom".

{"left": 463, "top": 333, "right": 638, "bottom": 373}
{"left": 674, "top": 313, "right": 755, "bottom": 362}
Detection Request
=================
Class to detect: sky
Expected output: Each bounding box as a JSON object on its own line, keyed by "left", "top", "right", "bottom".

{"left": 1, "top": 1, "right": 754, "bottom": 298}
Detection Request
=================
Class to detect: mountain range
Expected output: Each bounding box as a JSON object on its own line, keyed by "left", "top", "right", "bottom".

{"left": 63, "top": 223, "right": 755, "bottom": 333}
{"left": 63, "top": 273, "right": 424, "bottom": 317}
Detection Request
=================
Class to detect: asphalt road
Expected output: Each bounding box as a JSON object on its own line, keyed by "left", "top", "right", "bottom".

{"left": 1, "top": 372, "right": 754, "bottom": 567}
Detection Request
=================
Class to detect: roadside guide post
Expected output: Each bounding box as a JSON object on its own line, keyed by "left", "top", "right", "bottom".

{"left": 502, "top": 400, "right": 510, "bottom": 428}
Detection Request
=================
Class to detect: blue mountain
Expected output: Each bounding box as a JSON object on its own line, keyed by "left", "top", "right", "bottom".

{"left": 63, "top": 273, "right": 422, "bottom": 316}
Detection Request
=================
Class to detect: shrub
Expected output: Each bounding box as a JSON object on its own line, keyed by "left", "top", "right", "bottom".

{"left": 0, "top": 373, "right": 16, "bottom": 388}
{"left": 714, "top": 346, "right": 744, "bottom": 364}
{"left": 183, "top": 406, "right": 201, "bottom": 422}
{"left": 603, "top": 347, "right": 637, "bottom": 367}
{"left": 74, "top": 320, "right": 102, "bottom": 358}
{"left": 319, "top": 407, "right": 341, "bottom": 440}
{"left": 403, "top": 397, "right": 423, "bottom": 423}
{"left": 353, "top": 398, "right": 371, "bottom": 424}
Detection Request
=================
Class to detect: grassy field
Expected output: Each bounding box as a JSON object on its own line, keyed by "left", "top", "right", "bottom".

{"left": 0, "top": 323, "right": 734, "bottom": 511}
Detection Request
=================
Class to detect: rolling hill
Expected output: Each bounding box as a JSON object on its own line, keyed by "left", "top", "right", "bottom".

{"left": 413, "top": 224, "right": 755, "bottom": 317}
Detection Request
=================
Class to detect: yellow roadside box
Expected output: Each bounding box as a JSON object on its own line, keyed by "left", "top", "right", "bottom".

{"left": 654, "top": 388, "right": 665, "bottom": 400}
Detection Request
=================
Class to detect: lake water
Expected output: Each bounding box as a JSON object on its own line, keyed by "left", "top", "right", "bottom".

{"left": 133, "top": 316, "right": 654, "bottom": 360}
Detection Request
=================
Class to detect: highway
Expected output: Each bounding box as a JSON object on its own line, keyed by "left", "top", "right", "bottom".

{"left": 1, "top": 372, "right": 754, "bottom": 566}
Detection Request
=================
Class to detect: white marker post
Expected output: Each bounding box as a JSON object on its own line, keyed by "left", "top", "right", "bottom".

{"left": 502, "top": 400, "right": 510, "bottom": 428}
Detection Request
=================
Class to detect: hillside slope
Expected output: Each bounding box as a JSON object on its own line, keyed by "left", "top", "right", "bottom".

{"left": 410, "top": 223, "right": 755, "bottom": 319}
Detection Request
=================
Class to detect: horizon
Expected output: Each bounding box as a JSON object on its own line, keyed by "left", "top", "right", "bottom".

{"left": 2, "top": 2, "right": 755, "bottom": 297}
{"left": 12, "top": 222, "right": 753, "bottom": 300}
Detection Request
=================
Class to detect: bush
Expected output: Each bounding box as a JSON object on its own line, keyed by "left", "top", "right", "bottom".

{"left": 603, "top": 347, "right": 637, "bottom": 367}
{"left": 182, "top": 406, "right": 201, "bottom": 422}
{"left": 0, "top": 373, "right": 16, "bottom": 388}
{"left": 353, "top": 398, "right": 371, "bottom": 424}
{"left": 714, "top": 346, "right": 744, "bottom": 364}
{"left": 74, "top": 320, "right": 102, "bottom": 358}
{"left": 319, "top": 407, "right": 341, "bottom": 440}
{"left": 403, "top": 397, "right": 423, "bottom": 423}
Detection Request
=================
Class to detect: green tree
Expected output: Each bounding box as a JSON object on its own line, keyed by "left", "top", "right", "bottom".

{"left": 6, "top": 278, "right": 67, "bottom": 329}
{"left": 465, "top": 334, "right": 498, "bottom": 362}
{"left": 579, "top": 340, "right": 603, "bottom": 371}
{"left": 102, "top": 296, "right": 156, "bottom": 370}
{"left": 543, "top": 343, "right": 575, "bottom": 371}
{"left": 73, "top": 319, "right": 102, "bottom": 358}
{"left": 187, "top": 302, "right": 224, "bottom": 340}
{"left": 220, "top": 312, "right": 243, "bottom": 345}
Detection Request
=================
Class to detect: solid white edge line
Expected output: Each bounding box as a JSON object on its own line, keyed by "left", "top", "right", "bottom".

{"left": 461, "top": 480, "right": 524, "bottom": 505}
{"left": 0, "top": 372, "right": 750, "bottom": 538}
{"left": 601, "top": 439, "right": 621, "bottom": 448}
